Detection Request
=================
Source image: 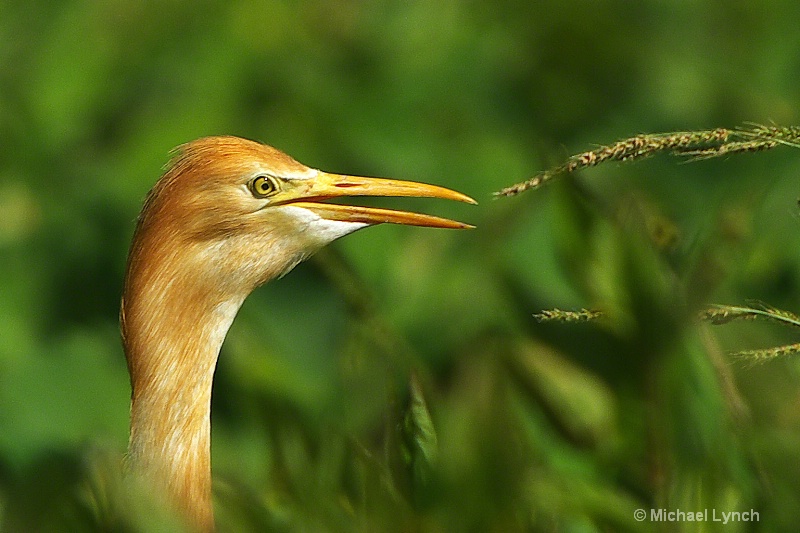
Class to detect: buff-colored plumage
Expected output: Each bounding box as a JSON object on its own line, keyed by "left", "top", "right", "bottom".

{"left": 121, "top": 136, "right": 473, "bottom": 531}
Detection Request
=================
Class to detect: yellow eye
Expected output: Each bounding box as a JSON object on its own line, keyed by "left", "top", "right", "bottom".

{"left": 249, "top": 175, "right": 279, "bottom": 198}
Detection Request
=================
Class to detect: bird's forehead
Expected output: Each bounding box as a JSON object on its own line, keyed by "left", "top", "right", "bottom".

{"left": 170, "top": 136, "right": 317, "bottom": 183}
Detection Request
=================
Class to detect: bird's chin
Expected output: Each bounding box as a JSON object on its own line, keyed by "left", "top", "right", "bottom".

{"left": 277, "top": 205, "right": 371, "bottom": 243}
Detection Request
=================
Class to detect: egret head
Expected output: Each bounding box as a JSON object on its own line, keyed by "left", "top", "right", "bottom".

{"left": 127, "top": 136, "right": 474, "bottom": 295}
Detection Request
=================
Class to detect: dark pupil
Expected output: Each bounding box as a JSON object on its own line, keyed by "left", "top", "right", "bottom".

{"left": 258, "top": 177, "right": 273, "bottom": 194}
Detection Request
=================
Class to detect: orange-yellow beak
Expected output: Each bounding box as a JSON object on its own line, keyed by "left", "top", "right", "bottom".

{"left": 284, "top": 171, "right": 476, "bottom": 229}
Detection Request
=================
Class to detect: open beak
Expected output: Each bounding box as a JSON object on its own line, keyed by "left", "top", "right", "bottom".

{"left": 286, "top": 171, "right": 476, "bottom": 229}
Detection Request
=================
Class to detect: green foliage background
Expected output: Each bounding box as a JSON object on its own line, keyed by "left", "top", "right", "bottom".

{"left": 2, "top": 1, "right": 800, "bottom": 531}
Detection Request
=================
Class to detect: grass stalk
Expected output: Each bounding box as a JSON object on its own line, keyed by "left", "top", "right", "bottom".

{"left": 495, "top": 124, "right": 800, "bottom": 197}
